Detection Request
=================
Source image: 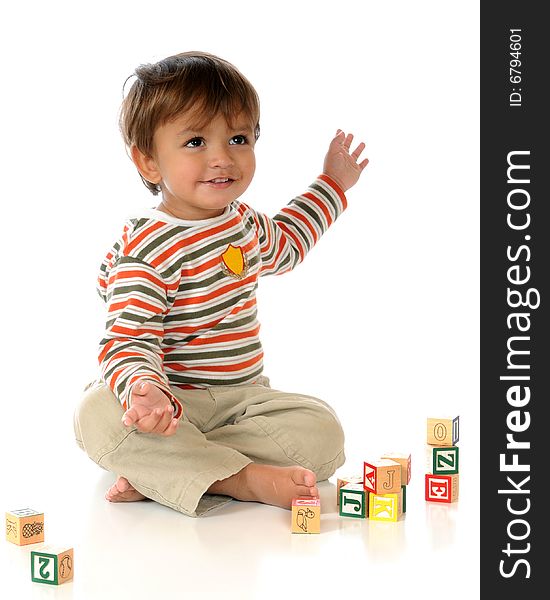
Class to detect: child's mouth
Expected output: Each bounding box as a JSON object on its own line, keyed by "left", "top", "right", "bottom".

{"left": 201, "top": 177, "right": 234, "bottom": 189}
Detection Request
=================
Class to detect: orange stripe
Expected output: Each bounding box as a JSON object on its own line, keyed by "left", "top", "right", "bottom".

{"left": 303, "top": 192, "right": 333, "bottom": 226}
{"left": 281, "top": 206, "right": 318, "bottom": 243}
{"left": 125, "top": 221, "right": 167, "bottom": 254}
{"left": 109, "top": 298, "right": 163, "bottom": 314}
{"left": 111, "top": 325, "right": 162, "bottom": 336}
{"left": 319, "top": 173, "right": 347, "bottom": 209}
{"left": 108, "top": 267, "right": 166, "bottom": 288}
{"left": 276, "top": 222, "right": 305, "bottom": 262}
{"left": 186, "top": 325, "right": 260, "bottom": 346}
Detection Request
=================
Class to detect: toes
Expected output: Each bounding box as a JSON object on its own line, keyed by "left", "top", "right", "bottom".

{"left": 292, "top": 468, "right": 317, "bottom": 488}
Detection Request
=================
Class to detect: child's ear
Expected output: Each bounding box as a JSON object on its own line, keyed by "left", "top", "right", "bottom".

{"left": 130, "top": 145, "right": 161, "bottom": 185}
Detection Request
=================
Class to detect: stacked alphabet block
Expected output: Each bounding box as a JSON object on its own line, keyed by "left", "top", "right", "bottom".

{"left": 5, "top": 508, "right": 73, "bottom": 585}
{"left": 425, "top": 416, "right": 460, "bottom": 503}
{"left": 337, "top": 451, "right": 411, "bottom": 522}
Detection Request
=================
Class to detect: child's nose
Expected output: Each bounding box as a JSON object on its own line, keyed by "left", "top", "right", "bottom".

{"left": 207, "top": 145, "right": 234, "bottom": 168}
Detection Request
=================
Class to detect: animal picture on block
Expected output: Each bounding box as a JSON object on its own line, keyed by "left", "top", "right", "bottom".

{"left": 369, "top": 491, "right": 403, "bottom": 522}
{"left": 339, "top": 483, "right": 367, "bottom": 518}
{"left": 427, "top": 416, "right": 459, "bottom": 446}
{"left": 5, "top": 509, "right": 44, "bottom": 546}
{"left": 291, "top": 497, "right": 321, "bottom": 534}
{"left": 363, "top": 459, "right": 401, "bottom": 494}
{"left": 31, "top": 546, "right": 74, "bottom": 585}
{"left": 425, "top": 473, "right": 459, "bottom": 503}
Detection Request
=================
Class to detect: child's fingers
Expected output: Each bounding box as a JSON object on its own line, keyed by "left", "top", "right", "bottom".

{"left": 134, "top": 408, "right": 164, "bottom": 433}
{"left": 161, "top": 417, "right": 180, "bottom": 437}
{"left": 351, "top": 142, "right": 366, "bottom": 160}
{"left": 151, "top": 404, "right": 174, "bottom": 434}
{"left": 122, "top": 407, "right": 139, "bottom": 427}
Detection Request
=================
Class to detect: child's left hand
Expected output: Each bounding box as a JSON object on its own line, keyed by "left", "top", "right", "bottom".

{"left": 322, "top": 129, "right": 369, "bottom": 192}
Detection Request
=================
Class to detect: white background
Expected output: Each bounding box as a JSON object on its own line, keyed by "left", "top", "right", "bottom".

{"left": 0, "top": 1, "right": 479, "bottom": 598}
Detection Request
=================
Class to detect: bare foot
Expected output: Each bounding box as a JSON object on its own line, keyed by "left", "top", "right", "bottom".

{"left": 207, "top": 464, "right": 319, "bottom": 509}
{"left": 105, "top": 476, "right": 146, "bottom": 503}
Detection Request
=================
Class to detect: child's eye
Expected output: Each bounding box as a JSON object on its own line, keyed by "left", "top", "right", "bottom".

{"left": 184, "top": 137, "right": 204, "bottom": 148}
{"left": 229, "top": 135, "right": 248, "bottom": 145}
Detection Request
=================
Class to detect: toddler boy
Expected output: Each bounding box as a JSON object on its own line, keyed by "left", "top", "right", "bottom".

{"left": 74, "top": 51, "right": 368, "bottom": 517}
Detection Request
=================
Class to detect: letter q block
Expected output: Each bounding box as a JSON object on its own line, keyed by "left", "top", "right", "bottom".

{"left": 5, "top": 508, "right": 44, "bottom": 546}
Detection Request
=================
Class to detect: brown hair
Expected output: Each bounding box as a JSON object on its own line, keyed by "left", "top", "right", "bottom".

{"left": 119, "top": 51, "right": 261, "bottom": 195}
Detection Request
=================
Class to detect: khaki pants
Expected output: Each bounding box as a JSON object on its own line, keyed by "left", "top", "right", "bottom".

{"left": 73, "top": 377, "right": 346, "bottom": 517}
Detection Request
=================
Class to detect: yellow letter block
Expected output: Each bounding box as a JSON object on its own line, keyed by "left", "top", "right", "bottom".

{"left": 369, "top": 491, "right": 403, "bottom": 522}
{"left": 291, "top": 497, "right": 321, "bottom": 534}
{"left": 5, "top": 508, "right": 44, "bottom": 546}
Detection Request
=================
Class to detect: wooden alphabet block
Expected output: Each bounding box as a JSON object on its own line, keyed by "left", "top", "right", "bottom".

{"left": 425, "top": 473, "right": 459, "bottom": 503}
{"left": 369, "top": 490, "right": 403, "bottom": 522}
{"left": 339, "top": 483, "right": 367, "bottom": 518}
{"left": 31, "top": 546, "right": 74, "bottom": 585}
{"left": 401, "top": 484, "right": 407, "bottom": 513}
{"left": 425, "top": 445, "right": 459, "bottom": 475}
{"left": 336, "top": 476, "right": 363, "bottom": 506}
{"left": 427, "top": 416, "right": 459, "bottom": 446}
{"left": 380, "top": 451, "right": 412, "bottom": 485}
{"left": 291, "top": 497, "right": 321, "bottom": 534}
{"left": 5, "top": 509, "right": 44, "bottom": 546}
{"left": 363, "top": 459, "right": 401, "bottom": 494}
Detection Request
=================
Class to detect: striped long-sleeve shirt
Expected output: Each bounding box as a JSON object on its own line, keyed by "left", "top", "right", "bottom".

{"left": 97, "top": 174, "right": 347, "bottom": 417}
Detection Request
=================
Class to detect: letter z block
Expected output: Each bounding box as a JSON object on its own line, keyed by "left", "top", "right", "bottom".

{"left": 291, "top": 497, "right": 321, "bottom": 534}
{"left": 363, "top": 459, "right": 401, "bottom": 494}
{"left": 427, "top": 416, "right": 459, "bottom": 445}
{"left": 339, "top": 483, "right": 367, "bottom": 518}
{"left": 426, "top": 446, "right": 459, "bottom": 475}
{"left": 425, "top": 473, "right": 459, "bottom": 503}
{"left": 5, "top": 508, "right": 44, "bottom": 546}
{"left": 31, "top": 546, "right": 74, "bottom": 585}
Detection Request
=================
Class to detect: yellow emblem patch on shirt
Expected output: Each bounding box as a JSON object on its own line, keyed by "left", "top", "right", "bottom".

{"left": 221, "top": 244, "right": 248, "bottom": 279}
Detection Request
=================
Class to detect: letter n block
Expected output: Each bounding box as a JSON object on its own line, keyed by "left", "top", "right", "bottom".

{"left": 5, "top": 508, "right": 44, "bottom": 546}
{"left": 427, "top": 416, "right": 459, "bottom": 445}
{"left": 291, "top": 497, "right": 321, "bottom": 534}
{"left": 31, "top": 546, "right": 74, "bottom": 585}
{"left": 369, "top": 491, "right": 403, "bottom": 522}
{"left": 363, "top": 459, "right": 401, "bottom": 494}
{"left": 425, "top": 473, "right": 459, "bottom": 503}
{"left": 339, "top": 483, "right": 367, "bottom": 518}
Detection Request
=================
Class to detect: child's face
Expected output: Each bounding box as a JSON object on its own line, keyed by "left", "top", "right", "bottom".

{"left": 143, "top": 110, "right": 256, "bottom": 220}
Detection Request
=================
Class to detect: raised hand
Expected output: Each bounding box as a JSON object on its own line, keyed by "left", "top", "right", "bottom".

{"left": 322, "top": 129, "right": 369, "bottom": 192}
{"left": 122, "top": 381, "right": 179, "bottom": 436}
